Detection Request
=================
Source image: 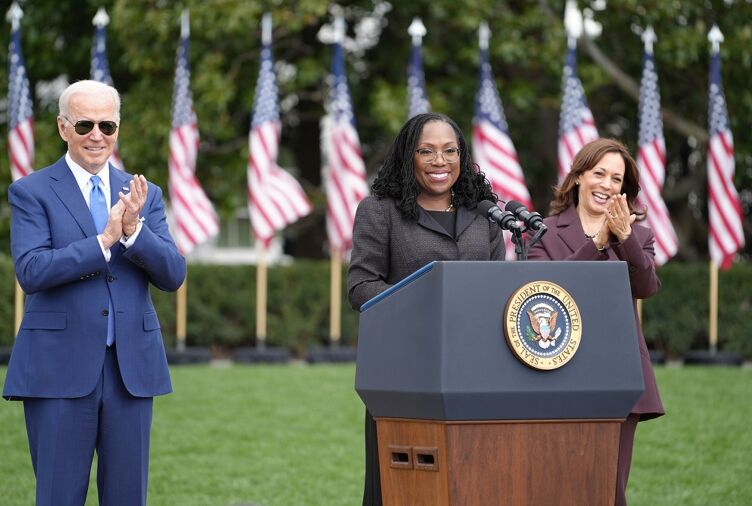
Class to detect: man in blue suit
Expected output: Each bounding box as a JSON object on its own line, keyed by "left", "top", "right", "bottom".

{"left": 3, "top": 80, "right": 186, "bottom": 505}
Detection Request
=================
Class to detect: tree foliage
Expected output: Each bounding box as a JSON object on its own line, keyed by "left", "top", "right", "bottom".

{"left": 0, "top": 0, "right": 749, "bottom": 260}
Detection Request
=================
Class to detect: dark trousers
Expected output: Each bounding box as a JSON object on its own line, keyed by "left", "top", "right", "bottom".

{"left": 362, "top": 409, "right": 382, "bottom": 506}
{"left": 23, "top": 345, "right": 153, "bottom": 506}
{"left": 615, "top": 413, "right": 640, "bottom": 506}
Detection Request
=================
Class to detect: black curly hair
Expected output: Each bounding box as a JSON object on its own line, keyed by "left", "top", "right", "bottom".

{"left": 371, "top": 113, "right": 497, "bottom": 220}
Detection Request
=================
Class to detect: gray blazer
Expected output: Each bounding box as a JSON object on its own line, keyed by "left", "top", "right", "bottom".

{"left": 348, "top": 196, "right": 505, "bottom": 309}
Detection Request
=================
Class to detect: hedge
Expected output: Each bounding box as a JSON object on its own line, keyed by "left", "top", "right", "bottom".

{"left": 0, "top": 257, "right": 359, "bottom": 357}
{"left": 1, "top": 256, "right": 750, "bottom": 358}
{"left": 641, "top": 262, "right": 752, "bottom": 359}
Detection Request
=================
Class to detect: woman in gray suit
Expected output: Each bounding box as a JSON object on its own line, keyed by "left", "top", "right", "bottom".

{"left": 528, "top": 138, "right": 665, "bottom": 506}
{"left": 348, "top": 112, "right": 505, "bottom": 506}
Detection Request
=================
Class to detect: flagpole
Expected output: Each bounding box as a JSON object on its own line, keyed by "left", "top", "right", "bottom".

{"left": 324, "top": 15, "right": 347, "bottom": 346}
{"left": 708, "top": 261, "right": 718, "bottom": 354}
{"left": 636, "top": 299, "right": 643, "bottom": 325}
{"left": 256, "top": 246, "right": 267, "bottom": 348}
{"left": 254, "top": 13, "right": 271, "bottom": 353}
{"left": 329, "top": 248, "right": 342, "bottom": 346}
{"left": 706, "top": 25, "right": 740, "bottom": 358}
{"left": 564, "top": 0, "right": 583, "bottom": 49}
{"left": 14, "top": 279, "right": 23, "bottom": 336}
{"left": 176, "top": 275, "right": 187, "bottom": 352}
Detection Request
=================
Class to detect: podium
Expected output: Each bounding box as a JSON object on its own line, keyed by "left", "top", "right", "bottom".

{"left": 355, "top": 261, "right": 645, "bottom": 506}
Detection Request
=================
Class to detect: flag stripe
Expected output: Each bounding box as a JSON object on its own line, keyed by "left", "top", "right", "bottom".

{"left": 557, "top": 46, "right": 599, "bottom": 181}
{"left": 168, "top": 29, "right": 220, "bottom": 255}
{"left": 322, "top": 41, "right": 368, "bottom": 253}
{"left": 634, "top": 52, "right": 678, "bottom": 266}
{"left": 247, "top": 40, "right": 312, "bottom": 248}
{"left": 8, "top": 26, "right": 34, "bottom": 181}
{"left": 472, "top": 45, "right": 532, "bottom": 261}
{"left": 707, "top": 50, "right": 744, "bottom": 269}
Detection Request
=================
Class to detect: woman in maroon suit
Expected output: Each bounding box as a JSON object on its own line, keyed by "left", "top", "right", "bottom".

{"left": 528, "top": 138, "right": 664, "bottom": 506}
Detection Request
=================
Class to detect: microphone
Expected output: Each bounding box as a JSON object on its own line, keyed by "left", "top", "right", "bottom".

{"left": 477, "top": 200, "right": 520, "bottom": 231}
{"left": 504, "top": 200, "right": 546, "bottom": 231}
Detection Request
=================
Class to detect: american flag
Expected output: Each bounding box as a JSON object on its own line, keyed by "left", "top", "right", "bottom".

{"left": 8, "top": 14, "right": 34, "bottom": 181}
{"left": 90, "top": 8, "right": 124, "bottom": 171}
{"left": 167, "top": 17, "right": 220, "bottom": 255}
{"left": 635, "top": 50, "right": 678, "bottom": 266}
{"left": 322, "top": 35, "right": 368, "bottom": 253}
{"left": 407, "top": 40, "right": 430, "bottom": 119}
{"left": 247, "top": 29, "right": 312, "bottom": 248}
{"left": 472, "top": 42, "right": 531, "bottom": 261}
{"left": 707, "top": 45, "right": 744, "bottom": 269}
{"left": 557, "top": 45, "right": 598, "bottom": 181}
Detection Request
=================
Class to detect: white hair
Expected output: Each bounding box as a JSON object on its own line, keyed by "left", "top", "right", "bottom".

{"left": 58, "top": 80, "right": 121, "bottom": 121}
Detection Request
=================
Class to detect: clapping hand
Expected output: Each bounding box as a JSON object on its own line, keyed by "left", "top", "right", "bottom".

{"left": 120, "top": 175, "right": 148, "bottom": 237}
{"left": 606, "top": 194, "right": 635, "bottom": 242}
{"left": 100, "top": 200, "right": 125, "bottom": 249}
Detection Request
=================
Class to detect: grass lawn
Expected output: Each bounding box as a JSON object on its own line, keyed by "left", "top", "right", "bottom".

{"left": 1, "top": 364, "right": 750, "bottom": 505}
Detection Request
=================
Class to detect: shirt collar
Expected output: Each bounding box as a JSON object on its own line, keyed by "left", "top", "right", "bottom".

{"left": 66, "top": 152, "right": 111, "bottom": 195}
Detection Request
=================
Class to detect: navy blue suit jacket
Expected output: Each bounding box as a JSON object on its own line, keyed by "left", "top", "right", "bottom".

{"left": 3, "top": 156, "right": 186, "bottom": 399}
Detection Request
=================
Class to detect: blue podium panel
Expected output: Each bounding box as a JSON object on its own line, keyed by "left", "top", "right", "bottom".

{"left": 355, "top": 261, "right": 644, "bottom": 421}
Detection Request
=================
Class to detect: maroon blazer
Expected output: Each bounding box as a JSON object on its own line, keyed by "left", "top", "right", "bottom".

{"left": 528, "top": 205, "right": 664, "bottom": 420}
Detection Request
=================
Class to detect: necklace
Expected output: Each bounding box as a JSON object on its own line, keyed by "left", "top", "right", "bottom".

{"left": 581, "top": 213, "right": 606, "bottom": 239}
{"left": 583, "top": 221, "right": 605, "bottom": 239}
{"left": 444, "top": 188, "right": 456, "bottom": 212}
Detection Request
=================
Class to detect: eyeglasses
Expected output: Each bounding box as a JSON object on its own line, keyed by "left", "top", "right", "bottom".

{"left": 62, "top": 116, "right": 119, "bottom": 136}
{"left": 415, "top": 147, "right": 460, "bottom": 163}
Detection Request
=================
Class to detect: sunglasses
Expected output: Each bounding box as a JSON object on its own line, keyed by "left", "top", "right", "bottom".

{"left": 62, "top": 116, "right": 119, "bottom": 136}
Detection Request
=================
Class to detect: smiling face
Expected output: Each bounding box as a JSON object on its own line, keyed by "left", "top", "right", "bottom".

{"left": 57, "top": 90, "right": 119, "bottom": 174}
{"left": 576, "top": 152, "right": 625, "bottom": 218}
{"left": 413, "top": 120, "right": 460, "bottom": 209}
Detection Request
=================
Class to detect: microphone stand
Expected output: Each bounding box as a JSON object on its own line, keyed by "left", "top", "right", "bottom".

{"left": 527, "top": 226, "right": 548, "bottom": 250}
{"left": 510, "top": 226, "right": 527, "bottom": 261}
{"left": 509, "top": 223, "right": 548, "bottom": 261}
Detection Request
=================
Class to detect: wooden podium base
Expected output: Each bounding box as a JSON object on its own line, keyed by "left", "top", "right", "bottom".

{"left": 376, "top": 418, "right": 622, "bottom": 506}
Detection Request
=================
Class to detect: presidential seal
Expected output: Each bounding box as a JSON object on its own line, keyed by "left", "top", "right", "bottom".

{"left": 504, "top": 281, "right": 582, "bottom": 370}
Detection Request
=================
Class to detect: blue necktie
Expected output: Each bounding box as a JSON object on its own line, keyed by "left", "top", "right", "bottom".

{"left": 90, "top": 175, "right": 115, "bottom": 347}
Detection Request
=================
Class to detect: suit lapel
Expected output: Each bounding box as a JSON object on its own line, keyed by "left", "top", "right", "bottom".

{"left": 556, "top": 206, "right": 587, "bottom": 254}
{"left": 49, "top": 158, "right": 98, "bottom": 237}
{"left": 109, "top": 164, "right": 129, "bottom": 208}
{"left": 416, "top": 206, "right": 478, "bottom": 240}
{"left": 455, "top": 206, "right": 475, "bottom": 238}
{"left": 108, "top": 165, "right": 131, "bottom": 263}
{"left": 417, "top": 207, "right": 451, "bottom": 237}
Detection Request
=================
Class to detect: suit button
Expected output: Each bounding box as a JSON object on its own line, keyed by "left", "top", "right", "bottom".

{"left": 107, "top": 275, "right": 115, "bottom": 282}
{"left": 102, "top": 309, "right": 109, "bottom": 316}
